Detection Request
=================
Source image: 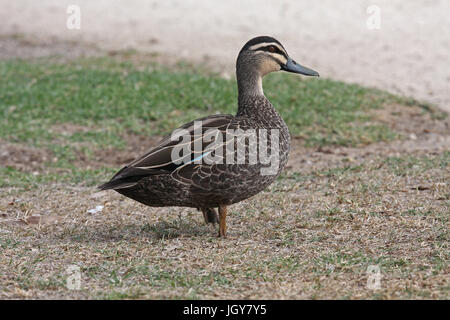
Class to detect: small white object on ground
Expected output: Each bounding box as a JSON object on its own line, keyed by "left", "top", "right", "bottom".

{"left": 87, "top": 205, "right": 104, "bottom": 214}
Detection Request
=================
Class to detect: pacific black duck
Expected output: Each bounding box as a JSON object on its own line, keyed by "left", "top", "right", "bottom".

{"left": 99, "top": 36, "right": 319, "bottom": 237}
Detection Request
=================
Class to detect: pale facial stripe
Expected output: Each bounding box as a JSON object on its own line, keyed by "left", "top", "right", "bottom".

{"left": 254, "top": 50, "right": 288, "bottom": 66}
{"left": 248, "top": 42, "right": 288, "bottom": 65}
{"left": 267, "top": 52, "right": 288, "bottom": 65}
{"left": 248, "top": 42, "right": 287, "bottom": 56}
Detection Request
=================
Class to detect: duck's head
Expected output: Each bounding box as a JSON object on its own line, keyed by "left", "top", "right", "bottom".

{"left": 236, "top": 36, "right": 319, "bottom": 96}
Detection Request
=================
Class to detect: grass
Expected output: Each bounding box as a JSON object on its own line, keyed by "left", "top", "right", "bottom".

{"left": 1, "top": 56, "right": 438, "bottom": 188}
{"left": 0, "top": 150, "right": 448, "bottom": 299}
{"left": 0, "top": 57, "right": 397, "bottom": 147}
{"left": 0, "top": 55, "right": 448, "bottom": 299}
{"left": 0, "top": 166, "right": 117, "bottom": 189}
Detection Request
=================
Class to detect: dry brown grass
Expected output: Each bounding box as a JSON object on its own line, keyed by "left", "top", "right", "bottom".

{"left": 0, "top": 39, "right": 448, "bottom": 298}
{"left": 1, "top": 130, "right": 448, "bottom": 299}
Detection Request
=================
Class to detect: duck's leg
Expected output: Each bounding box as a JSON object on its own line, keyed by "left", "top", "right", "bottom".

{"left": 201, "top": 208, "right": 219, "bottom": 225}
{"left": 218, "top": 205, "right": 227, "bottom": 238}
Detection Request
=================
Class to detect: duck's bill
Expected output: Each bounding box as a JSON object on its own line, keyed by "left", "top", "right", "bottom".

{"left": 281, "top": 57, "right": 319, "bottom": 77}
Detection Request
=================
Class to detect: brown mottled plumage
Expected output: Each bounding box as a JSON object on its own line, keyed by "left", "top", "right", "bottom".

{"left": 99, "top": 36, "right": 319, "bottom": 237}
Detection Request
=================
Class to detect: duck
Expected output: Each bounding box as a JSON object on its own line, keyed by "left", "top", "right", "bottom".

{"left": 99, "top": 36, "right": 319, "bottom": 237}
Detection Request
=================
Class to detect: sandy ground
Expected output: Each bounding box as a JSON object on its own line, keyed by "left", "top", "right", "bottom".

{"left": 0, "top": 0, "right": 449, "bottom": 112}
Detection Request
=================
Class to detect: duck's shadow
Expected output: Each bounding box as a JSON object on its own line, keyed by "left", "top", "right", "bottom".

{"left": 52, "top": 218, "right": 214, "bottom": 243}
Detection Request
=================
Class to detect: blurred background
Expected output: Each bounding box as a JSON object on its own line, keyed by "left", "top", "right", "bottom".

{"left": 1, "top": 0, "right": 449, "bottom": 111}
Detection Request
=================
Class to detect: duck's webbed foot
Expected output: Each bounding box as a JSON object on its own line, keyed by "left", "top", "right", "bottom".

{"left": 200, "top": 207, "right": 219, "bottom": 225}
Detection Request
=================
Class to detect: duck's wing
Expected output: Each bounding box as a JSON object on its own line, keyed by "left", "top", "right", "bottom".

{"left": 98, "top": 114, "right": 234, "bottom": 190}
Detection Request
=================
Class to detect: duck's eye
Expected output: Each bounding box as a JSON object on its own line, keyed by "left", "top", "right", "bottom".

{"left": 268, "top": 46, "right": 275, "bottom": 53}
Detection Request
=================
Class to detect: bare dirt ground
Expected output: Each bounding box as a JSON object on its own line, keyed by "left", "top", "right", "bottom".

{"left": 1, "top": 0, "right": 449, "bottom": 112}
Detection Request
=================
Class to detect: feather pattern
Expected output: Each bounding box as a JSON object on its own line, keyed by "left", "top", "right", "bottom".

{"left": 97, "top": 36, "right": 318, "bottom": 236}
{"left": 99, "top": 95, "right": 290, "bottom": 208}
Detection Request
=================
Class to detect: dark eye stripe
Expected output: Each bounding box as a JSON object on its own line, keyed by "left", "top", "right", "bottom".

{"left": 256, "top": 45, "right": 287, "bottom": 58}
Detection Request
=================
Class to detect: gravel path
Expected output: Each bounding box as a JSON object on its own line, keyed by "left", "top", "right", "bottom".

{"left": 1, "top": 0, "right": 449, "bottom": 111}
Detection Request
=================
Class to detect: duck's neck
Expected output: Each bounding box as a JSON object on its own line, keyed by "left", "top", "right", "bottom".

{"left": 237, "top": 67, "right": 263, "bottom": 97}
{"left": 236, "top": 66, "right": 266, "bottom": 116}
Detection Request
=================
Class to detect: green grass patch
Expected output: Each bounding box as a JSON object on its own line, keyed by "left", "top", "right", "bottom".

{"left": 0, "top": 57, "right": 441, "bottom": 189}
{"left": 1, "top": 57, "right": 401, "bottom": 149}
{"left": 0, "top": 166, "right": 117, "bottom": 189}
{"left": 382, "top": 152, "right": 450, "bottom": 176}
